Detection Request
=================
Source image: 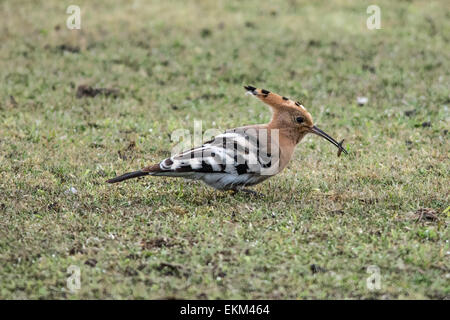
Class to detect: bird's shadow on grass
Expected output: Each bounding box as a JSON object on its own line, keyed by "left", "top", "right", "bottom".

{"left": 175, "top": 187, "right": 268, "bottom": 204}
{"left": 140, "top": 180, "right": 271, "bottom": 206}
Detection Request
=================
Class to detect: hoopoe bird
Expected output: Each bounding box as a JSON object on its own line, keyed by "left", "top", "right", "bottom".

{"left": 107, "top": 86, "right": 347, "bottom": 194}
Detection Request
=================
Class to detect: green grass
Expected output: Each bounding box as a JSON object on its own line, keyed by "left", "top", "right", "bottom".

{"left": 0, "top": 0, "right": 449, "bottom": 299}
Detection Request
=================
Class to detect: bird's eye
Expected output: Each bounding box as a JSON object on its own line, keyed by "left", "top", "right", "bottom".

{"left": 296, "top": 116, "right": 304, "bottom": 124}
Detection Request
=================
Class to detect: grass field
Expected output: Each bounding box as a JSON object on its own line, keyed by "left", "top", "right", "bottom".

{"left": 0, "top": 0, "right": 449, "bottom": 299}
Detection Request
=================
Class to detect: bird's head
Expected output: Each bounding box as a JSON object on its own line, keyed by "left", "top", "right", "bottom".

{"left": 244, "top": 85, "right": 347, "bottom": 156}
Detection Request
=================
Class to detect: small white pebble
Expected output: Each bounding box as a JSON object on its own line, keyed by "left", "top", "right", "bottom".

{"left": 65, "top": 187, "right": 78, "bottom": 195}
{"left": 357, "top": 96, "right": 369, "bottom": 106}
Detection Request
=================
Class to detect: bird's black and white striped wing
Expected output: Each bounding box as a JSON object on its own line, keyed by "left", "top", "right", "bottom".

{"left": 155, "top": 129, "right": 280, "bottom": 177}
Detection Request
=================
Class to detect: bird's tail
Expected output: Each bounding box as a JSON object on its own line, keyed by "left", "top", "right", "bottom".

{"left": 106, "top": 164, "right": 161, "bottom": 183}
{"left": 106, "top": 170, "right": 149, "bottom": 183}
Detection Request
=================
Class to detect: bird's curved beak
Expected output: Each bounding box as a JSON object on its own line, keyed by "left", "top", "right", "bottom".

{"left": 310, "top": 125, "right": 348, "bottom": 156}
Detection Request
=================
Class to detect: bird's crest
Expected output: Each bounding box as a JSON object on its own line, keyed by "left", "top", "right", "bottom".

{"left": 244, "top": 85, "right": 306, "bottom": 111}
